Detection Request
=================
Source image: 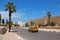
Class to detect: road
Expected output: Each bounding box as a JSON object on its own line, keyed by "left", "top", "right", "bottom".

{"left": 12, "top": 27, "right": 60, "bottom": 40}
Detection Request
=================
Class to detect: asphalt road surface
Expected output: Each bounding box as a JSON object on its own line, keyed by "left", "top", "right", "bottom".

{"left": 12, "top": 27, "right": 60, "bottom": 40}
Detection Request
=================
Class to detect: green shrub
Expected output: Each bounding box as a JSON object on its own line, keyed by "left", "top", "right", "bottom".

{"left": 14, "top": 23, "right": 19, "bottom": 26}
{"left": 25, "top": 23, "right": 29, "bottom": 27}
{"left": 50, "top": 22, "right": 56, "bottom": 26}
{"left": 38, "top": 24, "right": 48, "bottom": 27}
{"left": 58, "top": 24, "right": 60, "bottom": 26}
{"left": 38, "top": 24, "right": 41, "bottom": 27}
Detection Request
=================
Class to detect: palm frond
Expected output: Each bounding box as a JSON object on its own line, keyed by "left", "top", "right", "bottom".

{"left": 8, "top": 2, "right": 13, "bottom": 5}
{"left": 47, "top": 12, "right": 51, "bottom": 17}
{"left": 5, "top": 2, "right": 16, "bottom": 13}
{"left": 5, "top": 9, "right": 8, "bottom": 11}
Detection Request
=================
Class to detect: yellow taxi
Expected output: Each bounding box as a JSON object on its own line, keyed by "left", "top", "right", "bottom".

{"left": 28, "top": 25, "right": 39, "bottom": 32}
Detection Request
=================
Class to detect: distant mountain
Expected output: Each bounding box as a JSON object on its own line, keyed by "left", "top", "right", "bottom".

{"left": 31, "top": 16, "right": 60, "bottom": 25}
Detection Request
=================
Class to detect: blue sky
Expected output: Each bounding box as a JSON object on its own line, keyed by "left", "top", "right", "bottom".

{"left": 0, "top": 0, "right": 60, "bottom": 22}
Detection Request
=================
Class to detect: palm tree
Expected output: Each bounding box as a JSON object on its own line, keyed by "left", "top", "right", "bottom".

{"left": 0, "top": 14, "right": 1, "bottom": 25}
{"left": 5, "top": 2, "right": 16, "bottom": 32}
{"left": 47, "top": 12, "right": 51, "bottom": 26}
{"left": 2, "top": 19, "right": 5, "bottom": 25}
{"left": 30, "top": 21, "right": 34, "bottom": 26}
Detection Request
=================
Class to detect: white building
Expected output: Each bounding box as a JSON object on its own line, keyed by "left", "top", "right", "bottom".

{"left": 18, "top": 21, "right": 26, "bottom": 27}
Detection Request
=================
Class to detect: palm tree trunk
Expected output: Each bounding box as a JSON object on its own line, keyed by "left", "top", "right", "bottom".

{"left": 48, "top": 17, "right": 50, "bottom": 26}
{"left": 0, "top": 14, "right": 1, "bottom": 25}
{"left": 9, "top": 10, "right": 11, "bottom": 32}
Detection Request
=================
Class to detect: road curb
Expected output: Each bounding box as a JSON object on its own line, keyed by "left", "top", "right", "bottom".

{"left": 39, "top": 29, "right": 60, "bottom": 33}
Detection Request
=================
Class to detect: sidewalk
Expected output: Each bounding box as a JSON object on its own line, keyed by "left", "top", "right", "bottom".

{"left": 0, "top": 32, "right": 24, "bottom": 40}
{"left": 39, "top": 29, "right": 60, "bottom": 33}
